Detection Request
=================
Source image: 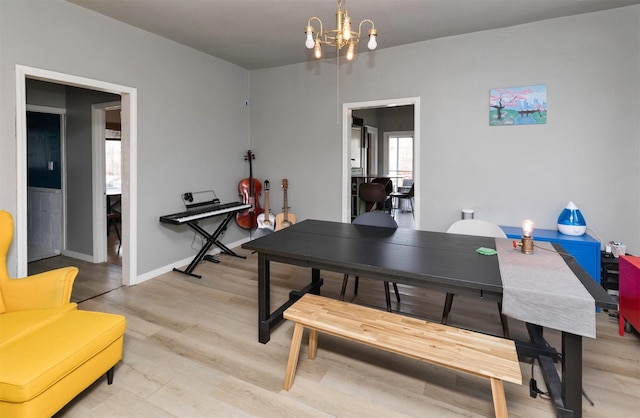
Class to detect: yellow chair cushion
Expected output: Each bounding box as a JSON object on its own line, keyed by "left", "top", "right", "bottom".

{"left": 0, "top": 304, "right": 77, "bottom": 349}
{"left": 0, "top": 309, "right": 126, "bottom": 403}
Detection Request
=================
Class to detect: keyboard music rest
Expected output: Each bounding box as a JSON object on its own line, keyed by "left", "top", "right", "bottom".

{"left": 159, "top": 201, "right": 252, "bottom": 278}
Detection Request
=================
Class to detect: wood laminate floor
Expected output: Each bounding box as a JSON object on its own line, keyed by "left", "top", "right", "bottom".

{"left": 37, "top": 244, "right": 639, "bottom": 418}
{"left": 28, "top": 227, "right": 123, "bottom": 303}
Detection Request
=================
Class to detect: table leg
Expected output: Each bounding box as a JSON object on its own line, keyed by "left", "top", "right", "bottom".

{"left": 519, "top": 324, "right": 571, "bottom": 417}
{"left": 563, "top": 331, "right": 583, "bottom": 418}
{"left": 258, "top": 253, "right": 271, "bottom": 343}
{"left": 311, "top": 268, "right": 321, "bottom": 295}
{"left": 258, "top": 260, "right": 324, "bottom": 344}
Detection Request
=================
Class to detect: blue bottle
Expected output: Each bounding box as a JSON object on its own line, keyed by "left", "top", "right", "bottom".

{"left": 557, "top": 201, "right": 586, "bottom": 236}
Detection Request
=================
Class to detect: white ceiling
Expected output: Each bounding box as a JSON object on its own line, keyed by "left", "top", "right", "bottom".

{"left": 68, "top": 0, "right": 639, "bottom": 70}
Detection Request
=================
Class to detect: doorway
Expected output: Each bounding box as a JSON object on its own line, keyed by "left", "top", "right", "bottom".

{"left": 342, "top": 97, "right": 421, "bottom": 229}
{"left": 15, "top": 65, "right": 138, "bottom": 285}
{"left": 26, "top": 108, "right": 65, "bottom": 262}
{"left": 92, "top": 101, "right": 122, "bottom": 263}
{"left": 105, "top": 110, "right": 122, "bottom": 263}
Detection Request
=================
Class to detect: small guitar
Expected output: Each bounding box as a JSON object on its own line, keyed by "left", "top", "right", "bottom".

{"left": 256, "top": 180, "right": 276, "bottom": 232}
{"left": 275, "top": 179, "right": 296, "bottom": 231}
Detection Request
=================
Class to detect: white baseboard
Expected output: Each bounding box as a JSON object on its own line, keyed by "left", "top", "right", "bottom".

{"left": 62, "top": 249, "right": 94, "bottom": 263}
{"left": 134, "top": 236, "right": 251, "bottom": 284}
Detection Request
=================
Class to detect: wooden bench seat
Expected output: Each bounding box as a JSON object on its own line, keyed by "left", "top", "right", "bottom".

{"left": 283, "top": 294, "right": 522, "bottom": 418}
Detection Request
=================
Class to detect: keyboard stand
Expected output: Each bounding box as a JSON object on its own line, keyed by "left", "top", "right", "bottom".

{"left": 173, "top": 211, "right": 246, "bottom": 278}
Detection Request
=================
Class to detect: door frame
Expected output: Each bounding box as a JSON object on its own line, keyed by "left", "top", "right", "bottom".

{"left": 92, "top": 101, "right": 122, "bottom": 263}
{"left": 342, "top": 97, "right": 421, "bottom": 228}
{"left": 15, "top": 65, "right": 138, "bottom": 285}
{"left": 365, "top": 125, "right": 378, "bottom": 175}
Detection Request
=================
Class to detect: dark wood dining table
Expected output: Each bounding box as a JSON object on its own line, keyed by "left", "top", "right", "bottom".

{"left": 242, "top": 219, "right": 616, "bottom": 418}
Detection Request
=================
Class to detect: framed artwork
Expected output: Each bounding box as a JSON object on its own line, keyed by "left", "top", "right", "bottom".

{"left": 490, "top": 84, "right": 547, "bottom": 126}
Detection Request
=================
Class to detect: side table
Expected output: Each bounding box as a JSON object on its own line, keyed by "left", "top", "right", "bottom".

{"left": 619, "top": 255, "right": 640, "bottom": 335}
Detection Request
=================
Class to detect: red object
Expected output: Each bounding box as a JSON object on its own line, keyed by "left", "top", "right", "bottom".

{"left": 619, "top": 255, "right": 640, "bottom": 336}
{"left": 236, "top": 150, "right": 264, "bottom": 230}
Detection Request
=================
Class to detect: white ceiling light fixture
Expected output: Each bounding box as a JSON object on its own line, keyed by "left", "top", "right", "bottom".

{"left": 304, "top": 0, "right": 377, "bottom": 61}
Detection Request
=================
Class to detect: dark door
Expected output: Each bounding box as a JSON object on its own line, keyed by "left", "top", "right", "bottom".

{"left": 27, "top": 111, "right": 61, "bottom": 189}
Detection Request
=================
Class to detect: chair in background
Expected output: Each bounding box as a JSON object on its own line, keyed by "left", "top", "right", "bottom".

{"left": 358, "top": 182, "right": 389, "bottom": 213}
{"left": 106, "top": 211, "right": 121, "bottom": 249}
{"left": 398, "top": 178, "right": 413, "bottom": 193}
{"left": 391, "top": 182, "right": 414, "bottom": 218}
{"left": 443, "top": 219, "right": 510, "bottom": 338}
{"left": 371, "top": 177, "right": 393, "bottom": 212}
{"left": 446, "top": 219, "right": 505, "bottom": 237}
{"left": 339, "top": 212, "right": 401, "bottom": 312}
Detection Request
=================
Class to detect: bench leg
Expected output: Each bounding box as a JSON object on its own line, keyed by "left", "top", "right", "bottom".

{"left": 283, "top": 323, "right": 304, "bottom": 391}
{"left": 308, "top": 329, "right": 318, "bottom": 360}
{"left": 490, "top": 378, "right": 508, "bottom": 418}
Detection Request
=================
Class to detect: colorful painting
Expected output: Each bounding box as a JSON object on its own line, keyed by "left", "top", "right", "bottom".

{"left": 490, "top": 84, "right": 547, "bottom": 126}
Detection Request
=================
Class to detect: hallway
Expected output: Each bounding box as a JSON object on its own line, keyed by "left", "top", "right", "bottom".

{"left": 27, "top": 229, "right": 122, "bottom": 303}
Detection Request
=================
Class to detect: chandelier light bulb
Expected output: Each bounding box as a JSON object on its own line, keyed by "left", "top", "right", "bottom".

{"left": 343, "top": 16, "right": 351, "bottom": 41}
{"left": 305, "top": 32, "right": 315, "bottom": 49}
{"left": 522, "top": 219, "right": 534, "bottom": 237}
{"left": 367, "top": 34, "right": 377, "bottom": 50}
{"left": 314, "top": 40, "right": 322, "bottom": 59}
{"left": 346, "top": 43, "right": 355, "bottom": 60}
{"left": 368, "top": 28, "right": 378, "bottom": 50}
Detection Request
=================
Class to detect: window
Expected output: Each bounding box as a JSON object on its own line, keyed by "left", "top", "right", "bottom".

{"left": 105, "top": 139, "right": 121, "bottom": 192}
{"left": 386, "top": 132, "right": 413, "bottom": 190}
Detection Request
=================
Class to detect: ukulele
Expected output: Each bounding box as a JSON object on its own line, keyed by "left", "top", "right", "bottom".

{"left": 235, "top": 150, "right": 264, "bottom": 230}
{"left": 256, "top": 180, "right": 275, "bottom": 232}
{"left": 275, "top": 179, "right": 296, "bottom": 231}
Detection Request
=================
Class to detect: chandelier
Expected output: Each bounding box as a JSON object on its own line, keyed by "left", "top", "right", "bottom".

{"left": 304, "top": 0, "right": 378, "bottom": 61}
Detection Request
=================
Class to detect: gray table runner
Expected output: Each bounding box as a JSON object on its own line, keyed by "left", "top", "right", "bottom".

{"left": 496, "top": 238, "right": 596, "bottom": 338}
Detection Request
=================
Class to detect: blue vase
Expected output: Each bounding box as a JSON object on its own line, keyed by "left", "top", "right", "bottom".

{"left": 557, "top": 201, "right": 586, "bottom": 236}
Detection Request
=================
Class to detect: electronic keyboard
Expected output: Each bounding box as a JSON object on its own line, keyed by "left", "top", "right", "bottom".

{"left": 159, "top": 201, "right": 251, "bottom": 225}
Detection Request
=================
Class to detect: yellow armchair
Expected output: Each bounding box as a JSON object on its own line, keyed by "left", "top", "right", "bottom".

{"left": 0, "top": 210, "right": 78, "bottom": 313}
{"left": 0, "top": 210, "right": 126, "bottom": 417}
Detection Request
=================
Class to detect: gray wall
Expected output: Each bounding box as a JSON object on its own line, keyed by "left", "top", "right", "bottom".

{"left": 250, "top": 5, "right": 640, "bottom": 255}
{"left": 26, "top": 79, "right": 66, "bottom": 108}
{"left": 1, "top": 1, "right": 638, "bottom": 280}
{"left": 65, "top": 86, "right": 120, "bottom": 254}
{"left": 1, "top": 0, "right": 250, "bottom": 276}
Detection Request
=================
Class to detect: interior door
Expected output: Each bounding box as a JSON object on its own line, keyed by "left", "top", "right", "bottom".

{"left": 26, "top": 111, "right": 63, "bottom": 261}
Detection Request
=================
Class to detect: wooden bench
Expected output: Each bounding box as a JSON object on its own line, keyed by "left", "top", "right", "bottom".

{"left": 283, "top": 294, "right": 522, "bottom": 418}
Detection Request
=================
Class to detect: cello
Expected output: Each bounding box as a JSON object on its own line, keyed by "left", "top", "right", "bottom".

{"left": 235, "top": 150, "right": 264, "bottom": 230}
